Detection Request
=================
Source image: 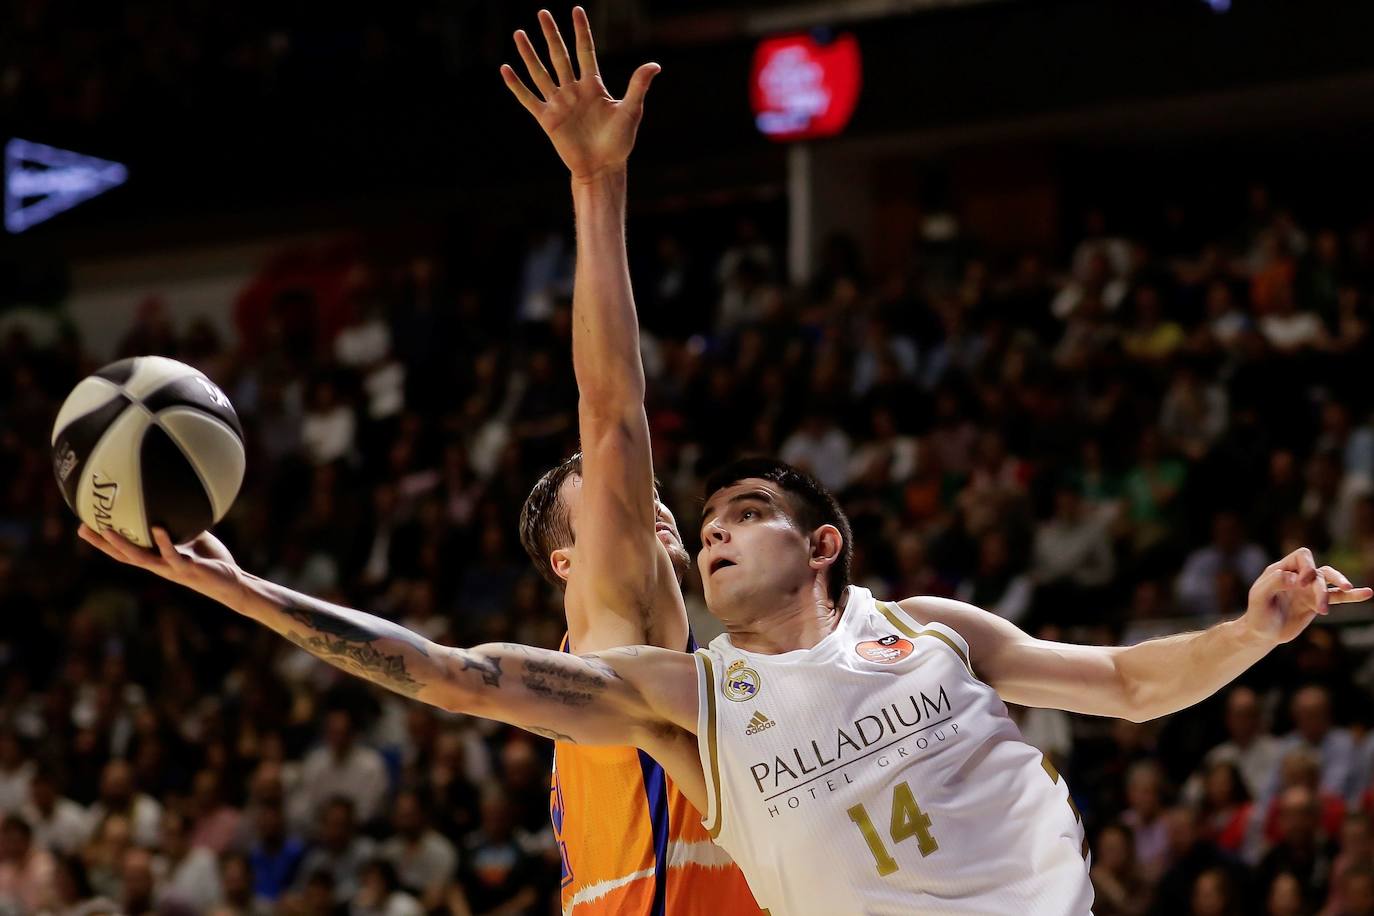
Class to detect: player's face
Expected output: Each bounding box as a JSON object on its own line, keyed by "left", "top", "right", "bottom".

{"left": 652, "top": 494, "right": 691, "bottom": 582}
{"left": 698, "top": 479, "right": 814, "bottom": 620}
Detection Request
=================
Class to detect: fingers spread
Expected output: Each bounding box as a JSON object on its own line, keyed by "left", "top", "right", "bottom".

{"left": 622, "top": 62, "right": 661, "bottom": 111}
{"left": 572, "top": 6, "right": 599, "bottom": 78}
{"left": 1319, "top": 565, "right": 1354, "bottom": 590}
{"left": 79, "top": 525, "right": 124, "bottom": 562}
{"left": 152, "top": 527, "right": 183, "bottom": 566}
{"left": 538, "top": 9, "right": 576, "bottom": 85}
{"left": 99, "top": 528, "right": 163, "bottom": 570}
{"left": 500, "top": 64, "right": 543, "bottom": 114}
{"left": 514, "top": 30, "right": 556, "bottom": 98}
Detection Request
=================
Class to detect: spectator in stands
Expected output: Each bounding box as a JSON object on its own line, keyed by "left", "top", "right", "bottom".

{"left": 1265, "top": 750, "right": 1347, "bottom": 847}
{"left": 1090, "top": 821, "right": 1151, "bottom": 916}
{"left": 299, "top": 710, "right": 388, "bottom": 828}
{"left": 21, "top": 771, "right": 90, "bottom": 856}
{"left": 301, "top": 378, "right": 357, "bottom": 467}
{"left": 351, "top": 858, "right": 422, "bottom": 916}
{"left": 1176, "top": 511, "right": 1269, "bottom": 616}
{"left": 247, "top": 791, "right": 305, "bottom": 902}
{"left": 1123, "top": 285, "right": 1185, "bottom": 364}
{"left": 1154, "top": 805, "right": 1250, "bottom": 915}
{"left": 295, "top": 797, "right": 375, "bottom": 904}
{"left": 453, "top": 789, "right": 540, "bottom": 916}
{"left": 1124, "top": 761, "right": 1172, "bottom": 882}
{"left": 1032, "top": 484, "right": 1115, "bottom": 616}
{"left": 379, "top": 789, "right": 456, "bottom": 911}
{"left": 0, "top": 732, "right": 33, "bottom": 815}
{"left": 1279, "top": 686, "right": 1357, "bottom": 801}
{"left": 119, "top": 847, "right": 156, "bottom": 916}
{"left": 1258, "top": 787, "right": 1335, "bottom": 909}
{"left": 1190, "top": 866, "right": 1242, "bottom": 916}
{"left": 188, "top": 769, "right": 242, "bottom": 855}
{"left": 156, "top": 810, "right": 222, "bottom": 913}
{"left": 1325, "top": 814, "right": 1374, "bottom": 916}
{"left": 49, "top": 853, "right": 112, "bottom": 916}
{"left": 1197, "top": 688, "right": 1284, "bottom": 802}
{"left": 0, "top": 814, "right": 55, "bottom": 912}
{"left": 298, "top": 869, "right": 342, "bottom": 916}
{"left": 86, "top": 760, "right": 162, "bottom": 849}
{"left": 217, "top": 851, "right": 272, "bottom": 916}
{"left": 1266, "top": 870, "right": 1308, "bottom": 916}
{"left": 1334, "top": 865, "right": 1374, "bottom": 916}
{"left": 83, "top": 813, "right": 132, "bottom": 901}
{"left": 780, "top": 411, "right": 852, "bottom": 494}
{"left": 1196, "top": 760, "right": 1255, "bottom": 859}
{"left": 1260, "top": 282, "right": 1328, "bottom": 355}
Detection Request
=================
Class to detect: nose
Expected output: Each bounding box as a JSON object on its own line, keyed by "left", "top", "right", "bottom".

{"left": 705, "top": 520, "right": 729, "bottom": 544}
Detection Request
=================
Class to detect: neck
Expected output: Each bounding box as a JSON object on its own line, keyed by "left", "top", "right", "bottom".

{"left": 723, "top": 583, "right": 844, "bottom": 654}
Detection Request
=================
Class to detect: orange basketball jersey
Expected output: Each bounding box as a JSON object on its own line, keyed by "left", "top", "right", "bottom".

{"left": 551, "top": 634, "right": 763, "bottom": 915}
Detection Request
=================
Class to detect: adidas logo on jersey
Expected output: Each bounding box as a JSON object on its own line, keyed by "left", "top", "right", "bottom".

{"left": 746, "top": 711, "right": 776, "bottom": 735}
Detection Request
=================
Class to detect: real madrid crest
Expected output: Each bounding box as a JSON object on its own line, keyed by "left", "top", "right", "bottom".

{"left": 723, "top": 659, "right": 761, "bottom": 702}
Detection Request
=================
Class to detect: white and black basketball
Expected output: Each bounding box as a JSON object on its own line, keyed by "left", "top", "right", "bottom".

{"left": 50, "top": 356, "right": 245, "bottom": 547}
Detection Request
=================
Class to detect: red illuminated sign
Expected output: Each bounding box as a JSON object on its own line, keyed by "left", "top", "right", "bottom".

{"left": 750, "top": 32, "right": 862, "bottom": 142}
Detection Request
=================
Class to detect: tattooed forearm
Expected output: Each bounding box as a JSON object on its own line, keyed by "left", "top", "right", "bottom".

{"left": 280, "top": 594, "right": 431, "bottom": 656}
{"left": 284, "top": 631, "right": 424, "bottom": 696}
{"left": 249, "top": 587, "right": 436, "bottom": 699}
{"left": 521, "top": 658, "right": 612, "bottom": 707}
{"left": 457, "top": 650, "right": 503, "bottom": 688}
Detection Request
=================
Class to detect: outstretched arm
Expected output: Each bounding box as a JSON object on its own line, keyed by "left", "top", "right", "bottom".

{"left": 904, "top": 548, "right": 1371, "bottom": 723}
{"left": 503, "top": 9, "right": 687, "bottom": 652}
{"left": 80, "top": 526, "right": 693, "bottom": 747}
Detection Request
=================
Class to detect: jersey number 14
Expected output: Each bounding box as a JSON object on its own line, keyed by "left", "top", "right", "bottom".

{"left": 846, "top": 782, "right": 938, "bottom": 877}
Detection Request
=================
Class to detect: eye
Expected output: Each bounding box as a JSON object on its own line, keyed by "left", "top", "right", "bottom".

{"left": 740, "top": 509, "right": 757, "bottom": 521}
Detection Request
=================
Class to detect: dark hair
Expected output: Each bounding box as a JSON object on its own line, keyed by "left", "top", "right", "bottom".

{"left": 322, "top": 796, "right": 355, "bottom": 819}
{"left": 703, "top": 457, "right": 853, "bottom": 602}
{"left": 363, "top": 858, "right": 402, "bottom": 893}
{"left": 519, "top": 452, "right": 583, "bottom": 590}
{"left": 54, "top": 854, "right": 94, "bottom": 900}
{"left": 220, "top": 850, "right": 252, "bottom": 874}
{"left": 1, "top": 814, "right": 31, "bottom": 839}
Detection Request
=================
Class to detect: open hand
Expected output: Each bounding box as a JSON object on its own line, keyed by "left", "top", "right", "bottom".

{"left": 501, "top": 7, "right": 659, "bottom": 181}
{"left": 1243, "top": 547, "right": 1372, "bottom": 644}
{"left": 79, "top": 524, "right": 243, "bottom": 604}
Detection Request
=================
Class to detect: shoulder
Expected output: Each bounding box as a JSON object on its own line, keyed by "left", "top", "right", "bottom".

{"left": 583, "top": 645, "right": 700, "bottom": 733}
{"left": 896, "top": 595, "right": 1033, "bottom": 672}
{"left": 897, "top": 595, "right": 1029, "bottom": 645}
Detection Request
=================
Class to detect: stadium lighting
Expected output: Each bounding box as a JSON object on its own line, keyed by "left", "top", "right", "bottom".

{"left": 4, "top": 138, "right": 128, "bottom": 233}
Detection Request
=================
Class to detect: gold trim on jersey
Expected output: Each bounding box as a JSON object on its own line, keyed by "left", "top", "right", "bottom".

{"left": 697, "top": 651, "right": 724, "bottom": 839}
{"left": 876, "top": 602, "right": 974, "bottom": 677}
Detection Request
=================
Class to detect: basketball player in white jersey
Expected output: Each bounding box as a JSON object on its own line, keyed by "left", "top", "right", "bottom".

{"left": 82, "top": 449, "right": 1370, "bottom": 913}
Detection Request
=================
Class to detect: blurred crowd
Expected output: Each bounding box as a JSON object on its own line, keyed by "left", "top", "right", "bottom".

{"left": 6, "top": 181, "right": 1374, "bottom": 915}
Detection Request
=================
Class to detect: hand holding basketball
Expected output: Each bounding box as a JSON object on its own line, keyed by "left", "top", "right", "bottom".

{"left": 80, "top": 524, "right": 243, "bottom": 605}
{"left": 501, "top": 7, "right": 660, "bottom": 182}
{"left": 1241, "top": 548, "right": 1372, "bottom": 644}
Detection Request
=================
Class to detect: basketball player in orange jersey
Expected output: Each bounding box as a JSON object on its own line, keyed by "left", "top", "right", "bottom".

{"left": 502, "top": 9, "right": 761, "bottom": 914}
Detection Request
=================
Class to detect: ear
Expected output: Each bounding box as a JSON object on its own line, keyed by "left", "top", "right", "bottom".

{"left": 550, "top": 547, "right": 573, "bottom": 584}
{"left": 809, "top": 525, "right": 843, "bottom": 572}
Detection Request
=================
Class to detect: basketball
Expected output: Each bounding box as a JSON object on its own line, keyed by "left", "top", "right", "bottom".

{"left": 50, "top": 355, "right": 245, "bottom": 547}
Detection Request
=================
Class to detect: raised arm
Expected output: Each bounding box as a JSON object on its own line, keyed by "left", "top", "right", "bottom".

{"left": 80, "top": 526, "right": 696, "bottom": 749}
{"left": 903, "top": 548, "right": 1370, "bottom": 722}
{"left": 503, "top": 9, "right": 687, "bottom": 651}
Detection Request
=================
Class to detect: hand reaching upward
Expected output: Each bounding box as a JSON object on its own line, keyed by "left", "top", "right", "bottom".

{"left": 501, "top": 7, "right": 660, "bottom": 182}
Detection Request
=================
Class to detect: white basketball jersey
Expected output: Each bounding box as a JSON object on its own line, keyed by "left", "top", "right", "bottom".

{"left": 693, "top": 587, "right": 1092, "bottom": 915}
